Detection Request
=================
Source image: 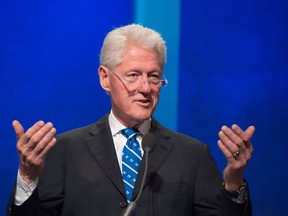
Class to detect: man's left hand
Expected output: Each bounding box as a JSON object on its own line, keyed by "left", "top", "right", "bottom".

{"left": 218, "top": 124, "right": 255, "bottom": 191}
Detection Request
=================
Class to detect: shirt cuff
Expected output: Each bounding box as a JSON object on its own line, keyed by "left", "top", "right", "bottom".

{"left": 15, "top": 170, "right": 38, "bottom": 206}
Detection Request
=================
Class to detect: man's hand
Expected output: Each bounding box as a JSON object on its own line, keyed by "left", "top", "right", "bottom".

{"left": 13, "top": 120, "right": 57, "bottom": 185}
{"left": 217, "top": 124, "right": 255, "bottom": 191}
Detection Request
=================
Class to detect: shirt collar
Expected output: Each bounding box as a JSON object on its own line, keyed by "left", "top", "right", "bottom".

{"left": 109, "top": 110, "right": 151, "bottom": 137}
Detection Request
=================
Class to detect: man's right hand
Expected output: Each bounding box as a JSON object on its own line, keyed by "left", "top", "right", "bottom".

{"left": 13, "top": 120, "right": 57, "bottom": 185}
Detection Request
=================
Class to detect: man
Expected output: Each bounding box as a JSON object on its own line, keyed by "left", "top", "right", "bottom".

{"left": 7, "top": 24, "right": 255, "bottom": 216}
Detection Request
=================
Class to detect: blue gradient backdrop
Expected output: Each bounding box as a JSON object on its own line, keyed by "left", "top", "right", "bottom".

{"left": 1, "top": 0, "right": 287, "bottom": 215}
{"left": 179, "top": 1, "right": 288, "bottom": 215}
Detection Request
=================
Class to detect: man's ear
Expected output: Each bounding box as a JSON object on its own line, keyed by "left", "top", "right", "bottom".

{"left": 98, "top": 66, "right": 110, "bottom": 92}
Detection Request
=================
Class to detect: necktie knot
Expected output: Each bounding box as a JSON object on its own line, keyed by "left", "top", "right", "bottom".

{"left": 121, "top": 128, "right": 138, "bottom": 142}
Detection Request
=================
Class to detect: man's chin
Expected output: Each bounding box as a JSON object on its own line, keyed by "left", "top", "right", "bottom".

{"left": 133, "top": 116, "right": 150, "bottom": 123}
{"left": 131, "top": 113, "right": 152, "bottom": 123}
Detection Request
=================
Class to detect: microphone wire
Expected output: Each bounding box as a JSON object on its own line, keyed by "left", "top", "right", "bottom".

{"left": 121, "top": 133, "right": 155, "bottom": 216}
{"left": 135, "top": 147, "right": 149, "bottom": 203}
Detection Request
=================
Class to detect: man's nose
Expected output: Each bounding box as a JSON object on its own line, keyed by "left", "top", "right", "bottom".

{"left": 139, "top": 79, "right": 152, "bottom": 92}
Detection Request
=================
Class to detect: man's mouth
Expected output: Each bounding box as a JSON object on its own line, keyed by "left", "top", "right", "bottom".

{"left": 135, "top": 99, "right": 151, "bottom": 106}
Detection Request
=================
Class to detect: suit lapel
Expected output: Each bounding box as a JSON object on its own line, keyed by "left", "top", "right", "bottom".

{"left": 85, "top": 115, "right": 174, "bottom": 202}
{"left": 85, "top": 115, "right": 126, "bottom": 199}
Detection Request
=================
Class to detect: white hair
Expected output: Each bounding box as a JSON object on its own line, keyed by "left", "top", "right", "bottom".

{"left": 100, "top": 24, "right": 167, "bottom": 70}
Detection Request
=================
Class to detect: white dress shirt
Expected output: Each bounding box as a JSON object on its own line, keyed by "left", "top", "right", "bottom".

{"left": 109, "top": 111, "right": 151, "bottom": 171}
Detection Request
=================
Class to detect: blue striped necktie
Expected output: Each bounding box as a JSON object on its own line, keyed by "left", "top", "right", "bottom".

{"left": 121, "top": 128, "right": 142, "bottom": 203}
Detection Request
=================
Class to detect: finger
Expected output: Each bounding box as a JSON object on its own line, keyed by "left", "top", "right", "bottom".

{"left": 19, "top": 121, "right": 45, "bottom": 146}
{"left": 19, "top": 128, "right": 57, "bottom": 181}
{"left": 221, "top": 125, "right": 252, "bottom": 157}
{"left": 218, "top": 129, "right": 240, "bottom": 154}
{"left": 12, "top": 120, "right": 24, "bottom": 141}
{"left": 218, "top": 138, "right": 251, "bottom": 172}
{"left": 217, "top": 139, "right": 236, "bottom": 162}
{"left": 221, "top": 125, "right": 244, "bottom": 148}
{"left": 232, "top": 124, "right": 255, "bottom": 148}
{"left": 25, "top": 121, "right": 46, "bottom": 140}
{"left": 17, "top": 122, "right": 53, "bottom": 163}
{"left": 25, "top": 122, "right": 54, "bottom": 150}
{"left": 35, "top": 137, "right": 57, "bottom": 163}
{"left": 244, "top": 125, "right": 256, "bottom": 141}
{"left": 32, "top": 127, "right": 57, "bottom": 156}
{"left": 26, "top": 136, "right": 57, "bottom": 167}
{"left": 231, "top": 124, "right": 255, "bottom": 140}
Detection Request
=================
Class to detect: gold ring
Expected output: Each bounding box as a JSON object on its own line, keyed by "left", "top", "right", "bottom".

{"left": 233, "top": 151, "right": 240, "bottom": 157}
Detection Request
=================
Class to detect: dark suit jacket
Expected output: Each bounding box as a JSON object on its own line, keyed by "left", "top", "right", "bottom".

{"left": 7, "top": 114, "right": 252, "bottom": 216}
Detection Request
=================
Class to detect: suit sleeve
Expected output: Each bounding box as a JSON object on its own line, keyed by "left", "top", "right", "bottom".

{"left": 193, "top": 145, "right": 252, "bottom": 216}
{"left": 219, "top": 185, "right": 252, "bottom": 216}
{"left": 6, "top": 136, "right": 66, "bottom": 216}
{"left": 6, "top": 185, "right": 41, "bottom": 216}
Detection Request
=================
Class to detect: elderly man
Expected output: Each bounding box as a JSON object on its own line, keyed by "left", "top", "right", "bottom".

{"left": 7, "top": 24, "right": 255, "bottom": 216}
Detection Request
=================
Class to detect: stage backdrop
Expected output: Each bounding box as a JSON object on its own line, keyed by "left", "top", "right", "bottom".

{"left": 1, "top": 0, "right": 287, "bottom": 215}
{"left": 0, "top": 0, "right": 133, "bottom": 212}
{"left": 179, "top": 1, "right": 288, "bottom": 215}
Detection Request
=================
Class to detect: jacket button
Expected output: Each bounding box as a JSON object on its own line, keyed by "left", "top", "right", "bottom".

{"left": 120, "top": 201, "right": 127, "bottom": 208}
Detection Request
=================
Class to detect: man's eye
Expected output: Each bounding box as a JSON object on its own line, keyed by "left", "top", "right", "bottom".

{"left": 126, "top": 73, "right": 139, "bottom": 81}
{"left": 128, "top": 73, "right": 138, "bottom": 77}
{"left": 149, "top": 74, "right": 160, "bottom": 80}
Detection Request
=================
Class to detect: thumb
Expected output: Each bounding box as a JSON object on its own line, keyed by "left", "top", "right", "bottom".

{"left": 12, "top": 120, "right": 24, "bottom": 141}
{"left": 244, "top": 125, "right": 256, "bottom": 141}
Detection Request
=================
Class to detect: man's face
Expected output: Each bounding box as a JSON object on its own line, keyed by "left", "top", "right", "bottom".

{"left": 100, "top": 45, "right": 162, "bottom": 127}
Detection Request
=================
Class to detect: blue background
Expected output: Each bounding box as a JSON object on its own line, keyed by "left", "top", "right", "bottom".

{"left": 1, "top": 0, "right": 287, "bottom": 215}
